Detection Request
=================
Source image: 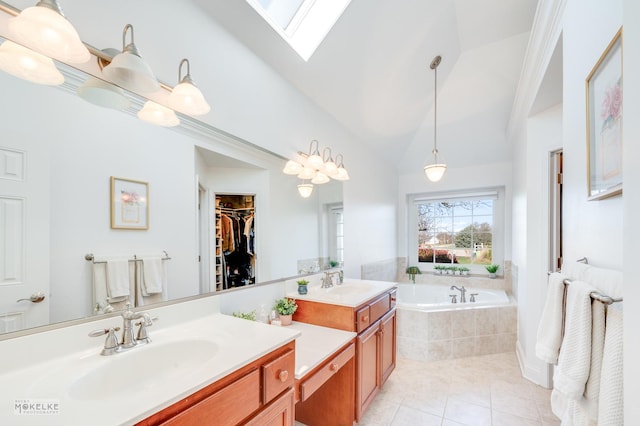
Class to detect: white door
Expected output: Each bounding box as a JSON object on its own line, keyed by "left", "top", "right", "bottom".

{"left": 0, "top": 141, "right": 50, "bottom": 334}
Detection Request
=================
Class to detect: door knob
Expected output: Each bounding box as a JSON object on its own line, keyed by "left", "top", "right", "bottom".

{"left": 16, "top": 292, "right": 45, "bottom": 303}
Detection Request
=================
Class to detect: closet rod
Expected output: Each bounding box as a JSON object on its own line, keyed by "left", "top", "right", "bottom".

{"left": 218, "top": 207, "right": 254, "bottom": 211}
{"left": 85, "top": 251, "right": 171, "bottom": 264}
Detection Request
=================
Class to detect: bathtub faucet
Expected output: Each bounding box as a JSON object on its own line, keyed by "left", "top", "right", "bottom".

{"left": 450, "top": 285, "right": 467, "bottom": 303}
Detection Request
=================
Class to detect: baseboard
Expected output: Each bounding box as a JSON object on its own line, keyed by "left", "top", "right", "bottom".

{"left": 516, "top": 339, "right": 552, "bottom": 388}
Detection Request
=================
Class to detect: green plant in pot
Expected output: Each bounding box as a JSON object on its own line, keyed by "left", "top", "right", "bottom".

{"left": 296, "top": 279, "right": 309, "bottom": 295}
{"left": 406, "top": 266, "right": 421, "bottom": 283}
{"left": 485, "top": 264, "right": 499, "bottom": 278}
{"left": 274, "top": 298, "right": 298, "bottom": 326}
{"left": 329, "top": 260, "right": 339, "bottom": 268}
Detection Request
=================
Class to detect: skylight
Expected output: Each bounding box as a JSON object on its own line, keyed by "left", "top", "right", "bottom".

{"left": 247, "top": 0, "right": 352, "bottom": 61}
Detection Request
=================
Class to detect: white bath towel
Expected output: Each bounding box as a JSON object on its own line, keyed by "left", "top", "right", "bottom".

{"left": 551, "top": 280, "right": 595, "bottom": 419}
{"left": 135, "top": 262, "right": 166, "bottom": 306}
{"left": 536, "top": 272, "right": 567, "bottom": 364}
{"left": 142, "top": 257, "right": 164, "bottom": 295}
{"left": 106, "top": 259, "right": 131, "bottom": 298}
{"left": 598, "top": 305, "right": 623, "bottom": 426}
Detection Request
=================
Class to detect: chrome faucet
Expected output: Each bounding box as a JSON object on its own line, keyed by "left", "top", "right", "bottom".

{"left": 89, "top": 304, "right": 155, "bottom": 355}
{"left": 321, "top": 270, "right": 342, "bottom": 288}
{"left": 450, "top": 285, "right": 467, "bottom": 303}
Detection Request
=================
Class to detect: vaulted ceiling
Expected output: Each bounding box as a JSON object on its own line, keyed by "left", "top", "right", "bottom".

{"left": 194, "top": 0, "right": 539, "bottom": 171}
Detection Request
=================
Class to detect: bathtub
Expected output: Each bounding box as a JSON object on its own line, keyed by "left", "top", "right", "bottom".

{"left": 396, "top": 283, "right": 511, "bottom": 311}
{"left": 395, "top": 283, "right": 517, "bottom": 361}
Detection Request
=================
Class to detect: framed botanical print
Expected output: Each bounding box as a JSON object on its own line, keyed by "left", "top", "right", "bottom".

{"left": 110, "top": 177, "right": 149, "bottom": 230}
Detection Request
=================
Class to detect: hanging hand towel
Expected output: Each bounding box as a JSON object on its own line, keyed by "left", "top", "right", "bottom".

{"left": 142, "top": 257, "right": 164, "bottom": 295}
{"left": 536, "top": 272, "right": 567, "bottom": 363}
{"left": 106, "top": 259, "right": 130, "bottom": 298}
{"left": 598, "top": 305, "right": 623, "bottom": 426}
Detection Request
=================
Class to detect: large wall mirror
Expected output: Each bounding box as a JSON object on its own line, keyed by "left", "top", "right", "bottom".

{"left": 0, "top": 33, "right": 343, "bottom": 337}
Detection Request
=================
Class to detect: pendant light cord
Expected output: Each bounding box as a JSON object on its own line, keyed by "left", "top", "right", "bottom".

{"left": 430, "top": 55, "right": 441, "bottom": 163}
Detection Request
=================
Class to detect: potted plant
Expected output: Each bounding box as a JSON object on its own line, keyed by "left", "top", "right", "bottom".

{"left": 329, "top": 260, "right": 339, "bottom": 268}
{"left": 459, "top": 266, "right": 470, "bottom": 276}
{"left": 406, "top": 266, "right": 421, "bottom": 283}
{"left": 274, "top": 298, "right": 298, "bottom": 326}
{"left": 296, "top": 279, "right": 309, "bottom": 295}
{"left": 232, "top": 310, "right": 256, "bottom": 321}
{"left": 485, "top": 264, "right": 499, "bottom": 278}
{"left": 433, "top": 265, "right": 444, "bottom": 275}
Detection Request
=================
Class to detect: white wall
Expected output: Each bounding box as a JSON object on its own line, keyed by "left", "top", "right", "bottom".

{"left": 623, "top": 0, "right": 639, "bottom": 422}
{"left": 514, "top": 104, "right": 563, "bottom": 385}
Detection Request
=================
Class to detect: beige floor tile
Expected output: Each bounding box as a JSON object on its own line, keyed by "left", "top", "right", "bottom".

{"left": 358, "top": 398, "right": 399, "bottom": 426}
{"left": 492, "top": 410, "right": 543, "bottom": 426}
{"left": 444, "top": 397, "right": 492, "bottom": 426}
{"left": 492, "top": 394, "right": 541, "bottom": 421}
{"left": 401, "top": 389, "right": 448, "bottom": 417}
{"left": 390, "top": 406, "right": 442, "bottom": 426}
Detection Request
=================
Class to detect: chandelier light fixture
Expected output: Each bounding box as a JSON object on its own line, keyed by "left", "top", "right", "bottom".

{"left": 283, "top": 140, "right": 349, "bottom": 197}
{"left": 423, "top": 55, "right": 447, "bottom": 182}
{"left": 168, "top": 58, "right": 210, "bottom": 116}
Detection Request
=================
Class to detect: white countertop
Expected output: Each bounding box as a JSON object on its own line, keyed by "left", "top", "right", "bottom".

{"left": 0, "top": 305, "right": 300, "bottom": 426}
{"left": 287, "top": 322, "right": 356, "bottom": 379}
{"left": 286, "top": 279, "right": 397, "bottom": 308}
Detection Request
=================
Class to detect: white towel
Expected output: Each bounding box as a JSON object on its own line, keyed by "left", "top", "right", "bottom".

{"left": 598, "top": 305, "right": 623, "bottom": 426}
{"left": 135, "top": 262, "right": 166, "bottom": 306}
{"left": 142, "top": 257, "right": 164, "bottom": 295}
{"left": 536, "top": 272, "right": 567, "bottom": 363}
{"left": 551, "top": 280, "right": 594, "bottom": 419}
{"left": 106, "top": 259, "right": 130, "bottom": 298}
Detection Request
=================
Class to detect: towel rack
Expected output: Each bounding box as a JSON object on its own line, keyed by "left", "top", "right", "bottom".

{"left": 562, "top": 278, "right": 622, "bottom": 305}
{"left": 85, "top": 251, "right": 171, "bottom": 264}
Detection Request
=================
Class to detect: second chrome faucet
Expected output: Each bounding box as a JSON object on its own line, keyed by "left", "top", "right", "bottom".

{"left": 450, "top": 285, "right": 467, "bottom": 303}
{"left": 90, "top": 304, "right": 156, "bottom": 355}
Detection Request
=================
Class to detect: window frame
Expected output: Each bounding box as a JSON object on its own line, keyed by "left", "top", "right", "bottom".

{"left": 407, "top": 187, "right": 505, "bottom": 274}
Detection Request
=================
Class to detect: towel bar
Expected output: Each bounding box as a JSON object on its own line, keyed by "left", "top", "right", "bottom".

{"left": 85, "top": 252, "right": 171, "bottom": 264}
{"left": 561, "top": 278, "right": 622, "bottom": 305}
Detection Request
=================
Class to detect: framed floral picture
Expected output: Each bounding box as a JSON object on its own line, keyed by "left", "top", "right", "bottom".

{"left": 586, "top": 28, "right": 623, "bottom": 201}
{"left": 110, "top": 177, "right": 149, "bottom": 230}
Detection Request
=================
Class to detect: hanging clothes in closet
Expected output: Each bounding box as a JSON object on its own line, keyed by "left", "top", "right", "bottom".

{"left": 219, "top": 207, "right": 255, "bottom": 289}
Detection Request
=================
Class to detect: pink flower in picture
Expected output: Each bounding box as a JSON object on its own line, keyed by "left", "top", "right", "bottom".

{"left": 600, "top": 77, "right": 622, "bottom": 132}
{"left": 121, "top": 190, "right": 140, "bottom": 205}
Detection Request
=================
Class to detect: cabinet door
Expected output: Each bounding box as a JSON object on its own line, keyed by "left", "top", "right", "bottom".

{"left": 379, "top": 309, "right": 396, "bottom": 385}
{"left": 245, "top": 388, "right": 294, "bottom": 426}
{"left": 356, "top": 324, "right": 379, "bottom": 421}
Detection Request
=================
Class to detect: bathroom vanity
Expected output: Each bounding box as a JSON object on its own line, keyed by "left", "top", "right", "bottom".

{"left": 290, "top": 280, "right": 397, "bottom": 421}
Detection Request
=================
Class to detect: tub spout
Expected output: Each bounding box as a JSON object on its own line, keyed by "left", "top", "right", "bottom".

{"left": 450, "top": 285, "right": 467, "bottom": 303}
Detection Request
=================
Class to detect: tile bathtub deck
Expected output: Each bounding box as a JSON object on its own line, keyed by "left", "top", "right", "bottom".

{"left": 358, "top": 352, "right": 560, "bottom": 426}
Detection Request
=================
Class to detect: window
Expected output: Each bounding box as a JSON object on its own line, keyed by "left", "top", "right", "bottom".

{"left": 246, "top": 0, "right": 353, "bottom": 61}
{"left": 408, "top": 188, "right": 504, "bottom": 272}
{"left": 329, "top": 205, "right": 344, "bottom": 264}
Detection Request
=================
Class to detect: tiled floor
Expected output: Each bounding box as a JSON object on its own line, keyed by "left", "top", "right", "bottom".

{"left": 358, "top": 352, "right": 560, "bottom": 426}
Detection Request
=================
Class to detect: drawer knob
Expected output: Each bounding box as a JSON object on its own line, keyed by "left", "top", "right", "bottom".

{"left": 278, "top": 370, "right": 289, "bottom": 382}
{"left": 329, "top": 363, "right": 338, "bottom": 372}
{"left": 361, "top": 315, "right": 369, "bottom": 322}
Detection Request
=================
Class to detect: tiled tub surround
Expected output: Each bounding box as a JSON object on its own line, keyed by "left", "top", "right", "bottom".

{"left": 396, "top": 284, "right": 517, "bottom": 361}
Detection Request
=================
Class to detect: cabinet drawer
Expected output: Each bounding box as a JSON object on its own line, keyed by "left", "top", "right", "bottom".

{"left": 161, "top": 369, "right": 260, "bottom": 426}
{"left": 369, "top": 293, "right": 391, "bottom": 325}
{"left": 262, "top": 349, "right": 295, "bottom": 403}
{"left": 356, "top": 306, "right": 371, "bottom": 333}
{"left": 300, "top": 343, "right": 355, "bottom": 402}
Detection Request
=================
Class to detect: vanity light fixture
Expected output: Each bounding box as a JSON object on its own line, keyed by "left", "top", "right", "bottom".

{"left": 8, "top": 0, "right": 90, "bottom": 64}
{"left": 311, "top": 172, "right": 330, "bottom": 185}
{"left": 306, "top": 139, "right": 323, "bottom": 169}
{"left": 322, "top": 148, "right": 338, "bottom": 175}
{"left": 137, "top": 100, "right": 180, "bottom": 127}
{"left": 77, "top": 75, "right": 131, "bottom": 110}
{"left": 423, "top": 55, "right": 447, "bottom": 182}
{"left": 167, "top": 58, "right": 210, "bottom": 116}
{"left": 102, "top": 24, "right": 160, "bottom": 94}
{"left": 297, "top": 181, "right": 314, "bottom": 198}
{"left": 282, "top": 159, "right": 303, "bottom": 175}
{"left": 282, "top": 139, "right": 349, "bottom": 186}
{"left": 0, "top": 39, "right": 64, "bottom": 85}
{"left": 332, "top": 154, "right": 350, "bottom": 181}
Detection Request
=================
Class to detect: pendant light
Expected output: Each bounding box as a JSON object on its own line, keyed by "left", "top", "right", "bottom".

{"left": 297, "top": 181, "right": 313, "bottom": 198}
{"left": 423, "top": 55, "right": 447, "bottom": 182}
{"left": 168, "top": 58, "right": 210, "bottom": 116}
{"left": 0, "top": 40, "right": 64, "bottom": 85}
{"left": 8, "top": 0, "right": 90, "bottom": 64}
{"left": 102, "top": 24, "right": 160, "bottom": 94}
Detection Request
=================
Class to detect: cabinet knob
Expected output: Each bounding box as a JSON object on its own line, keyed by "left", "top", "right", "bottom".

{"left": 361, "top": 315, "right": 369, "bottom": 322}
{"left": 278, "top": 370, "right": 289, "bottom": 382}
{"left": 329, "top": 363, "right": 338, "bottom": 372}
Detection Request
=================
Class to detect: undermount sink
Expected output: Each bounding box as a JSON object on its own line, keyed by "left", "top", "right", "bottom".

{"left": 323, "top": 282, "right": 375, "bottom": 296}
{"left": 69, "top": 339, "right": 218, "bottom": 400}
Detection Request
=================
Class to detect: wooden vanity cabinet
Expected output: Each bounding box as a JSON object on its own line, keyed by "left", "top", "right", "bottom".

{"left": 294, "top": 287, "right": 397, "bottom": 422}
{"left": 137, "top": 341, "right": 295, "bottom": 426}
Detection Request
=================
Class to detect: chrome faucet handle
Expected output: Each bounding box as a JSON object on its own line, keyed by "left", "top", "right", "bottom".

{"left": 89, "top": 327, "right": 121, "bottom": 355}
{"left": 135, "top": 316, "right": 158, "bottom": 343}
{"left": 470, "top": 293, "right": 478, "bottom": 303}
{"left": 449, "top": 294, "right": 457, "bottom": 303}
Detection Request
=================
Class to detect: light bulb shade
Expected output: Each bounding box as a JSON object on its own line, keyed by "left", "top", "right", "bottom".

{"left": 307, "top": 153, "right": 323, "bottom": 169}
{"left": 311, "top": 172, "right": 330, "bottom": 185}
{"left": 137, "top": 100, "right": 180, "bottom": 127}
{"left": 77, "top": 76, "right": 130, "bottom": 110}
{"left": 424, "top": 163, "right": 447, "bottom": 182}
{"left": 103, "top": 51, "right": 160, "bottom": 94}
{"left": 333, "top": 166, "right": 350, "bottom": 181}
{"left": 282, "top": 160, "right": 303, "bottom": 175}
{"left": 297, "top": 183, "right": 313, "bottom": 198}
{"left": 168, "top": 80, "right": 210, "bottom": 116}
{"left": 323, "top": 160, "right": 337, "bottom": 175}
{"left": 9, "top": 4, "right": 90, "bottom": 64}
{"left": 0, "top": 40, "right": 63, "bottom": 85}
{"left": 297, "top": 166, "right": 316, "bottom": 180}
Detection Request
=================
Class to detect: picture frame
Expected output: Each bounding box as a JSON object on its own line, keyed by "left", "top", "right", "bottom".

{"left": 110, "top": 176, "right": 149, "bottom": 230}
{"left": 586, "top": 28, "right": 623, "bottom": 201}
